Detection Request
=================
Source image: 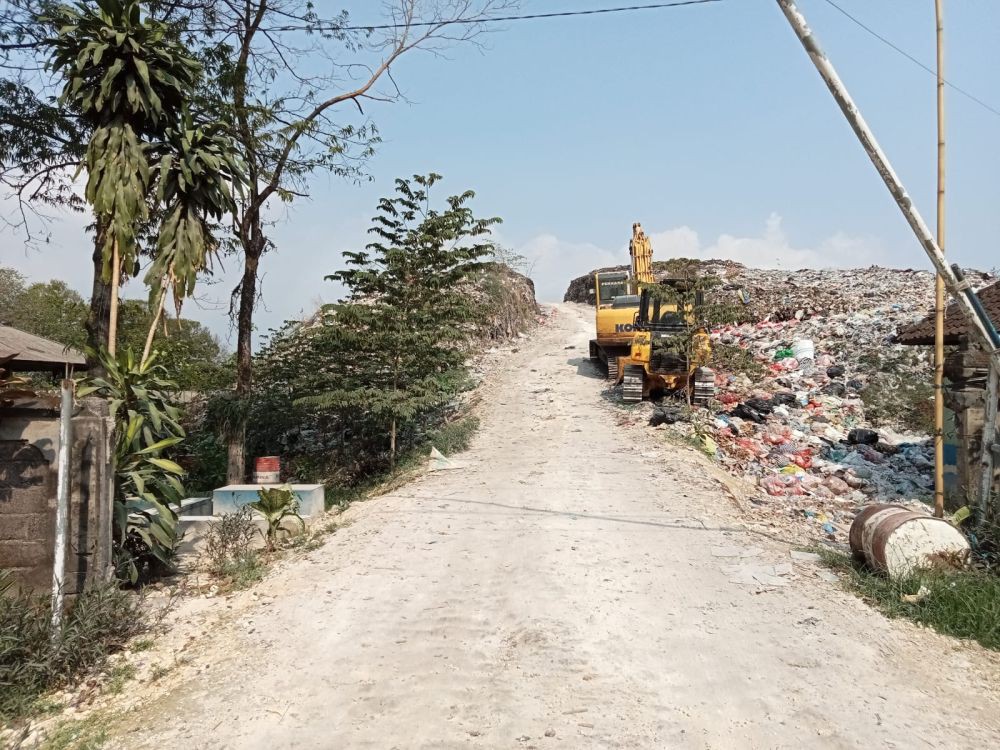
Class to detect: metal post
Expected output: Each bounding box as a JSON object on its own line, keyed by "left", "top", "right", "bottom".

{"left": 51, "top": 379, "right": 74, "bottom": 633}
{"left": 774, "top": 0, "right": 1000, "bottom": 360}
{"left": 933, "top": 0, "right": 946, "bottom": 517}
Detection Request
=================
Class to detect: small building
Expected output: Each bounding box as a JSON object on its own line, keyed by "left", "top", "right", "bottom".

{"left": 1, "top": 326, "right": 112, "bottom": 596}
{"left": 896, "top": 281, "right": 1000, "bottom": 509}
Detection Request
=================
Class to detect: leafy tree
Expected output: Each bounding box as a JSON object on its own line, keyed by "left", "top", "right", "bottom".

{"left": 299, "top": 173, "right": 499, "bottom": 468}
{"left": 0, "top": 267, "right": 228, "bottom": 390}
{"left": 45, "top": 0, "right": 242, "bottom": 358}
{"left": 167, "top": 0, "right": 514, "bottom": 482}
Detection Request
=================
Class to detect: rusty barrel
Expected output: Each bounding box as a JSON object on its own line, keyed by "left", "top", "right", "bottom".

{"left": 849, "top": 504, "right": 969, "bottom": 578}
{"left": 254, "top": 456, "right": 281, "bottom": 484}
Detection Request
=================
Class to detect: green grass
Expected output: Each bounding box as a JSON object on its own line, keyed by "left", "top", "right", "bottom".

{"left": 104, "top": 663, "right": 136, "bottom": 695}
{"left": 324, "top": 417, "right": 481, "bottom": 512}
{"left": 820, "top": 549, "right": 1000, "bottom": 650}
{"left": 130, "top": 638, "right": 154, "bottom": 653}
{"left": 218, "top": 552, "right": 266, "bottom": 590}
{"left": 426, "top": 416, "right": 480, "bottom": 455}
{"left": 39, "top": 713, "right": 111, "bottom": 750}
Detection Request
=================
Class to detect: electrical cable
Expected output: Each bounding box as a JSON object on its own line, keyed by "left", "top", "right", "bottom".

{"left": 266, "top": 0, "right": 723, "bottom": 33}
{"left": 820, "top": 0, "right": 1000, "bottom": 119}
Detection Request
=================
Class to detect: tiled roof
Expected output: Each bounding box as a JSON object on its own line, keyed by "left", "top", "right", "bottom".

{"left": 896, "top": 281, "right": 1000, "bottom": 346}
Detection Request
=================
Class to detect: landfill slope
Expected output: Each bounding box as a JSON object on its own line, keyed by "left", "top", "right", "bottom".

{"left": 571, "top": 263, "right": 995, "bottom": 543}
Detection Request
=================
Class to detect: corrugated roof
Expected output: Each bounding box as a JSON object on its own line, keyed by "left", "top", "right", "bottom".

{"left": 896, "top": 281, "right": 1000, "bottom": 346}
{"left": 0, "top": 325, "right": 88, "bottom": 372}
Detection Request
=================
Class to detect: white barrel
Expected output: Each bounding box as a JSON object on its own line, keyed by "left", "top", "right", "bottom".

{"left": 792, "top": 339, "right": 815, "bottom": 361}
{"left": 850, "top": 505, "right": 969, "bottom": 578}
{"left": 254, "top": 470, "right": 281, "bottom": 484}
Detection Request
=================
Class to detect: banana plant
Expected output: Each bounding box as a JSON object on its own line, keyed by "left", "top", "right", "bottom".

{"left": 79, "top": 347, "right": 187, "bottom": 583}
{"left": 249, "top": 487, "right": 305, "bottom": 552}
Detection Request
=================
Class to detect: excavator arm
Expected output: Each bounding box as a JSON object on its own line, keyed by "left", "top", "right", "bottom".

{"left": 629, "top": 222, "right": 654, "bottom": 287}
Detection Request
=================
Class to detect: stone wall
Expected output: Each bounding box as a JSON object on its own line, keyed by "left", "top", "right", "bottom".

{"left": 0, "top": 396, "right": 113, "bottom": 595}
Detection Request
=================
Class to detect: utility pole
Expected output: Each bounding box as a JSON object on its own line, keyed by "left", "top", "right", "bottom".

{"left": 933, "top": 0, "right": 946, "bottom": 517}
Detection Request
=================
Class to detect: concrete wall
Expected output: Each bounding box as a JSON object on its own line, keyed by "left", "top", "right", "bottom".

{"left": 0, "top": 397, "right": 113, "bottom": 595}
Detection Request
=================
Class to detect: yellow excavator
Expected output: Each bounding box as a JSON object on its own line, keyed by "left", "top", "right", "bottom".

{"left": 615, "top": 282, "right": 715, "bottom": 404}
{"left": 588, "top": 223, "right": 655, "bottom": 381}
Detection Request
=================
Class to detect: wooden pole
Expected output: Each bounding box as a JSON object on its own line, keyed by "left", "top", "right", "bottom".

{"left": 933, "top": 0, "right": 946, "bottom": 517}
{"left": 107, "top": 238, "right": 121, "bottom": 357}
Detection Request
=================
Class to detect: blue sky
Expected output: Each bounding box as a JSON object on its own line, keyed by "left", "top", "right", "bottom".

{"left": 3, "top": 0, "right": 998, "bottom": 347}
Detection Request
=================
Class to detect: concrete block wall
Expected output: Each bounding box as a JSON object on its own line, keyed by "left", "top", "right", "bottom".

{"left": 0, "top": 397, "right": 113, "bottom": 596}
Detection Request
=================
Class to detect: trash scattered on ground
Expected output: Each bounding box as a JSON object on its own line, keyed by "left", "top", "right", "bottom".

{"left": 429, "top": 447, "right": 464, "bottom": 471}
{"left": 616, "top": 264, "right": 996, "bottom": 545}
{"left": 724, "top": 562, "right": 794, "bottom": 588}
{"left": 902, "top": 585, "right": 932, "bottom": 604}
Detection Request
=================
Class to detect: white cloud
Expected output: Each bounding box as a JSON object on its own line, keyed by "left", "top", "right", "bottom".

{"left": 516, "top": 214, "right": 886, "bottom": 302}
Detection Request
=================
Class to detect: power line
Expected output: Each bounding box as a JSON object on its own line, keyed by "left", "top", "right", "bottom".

{"left": 270, "top": 1, "right": 722, "bottom": 33}
{"left": 820, "top": 0, "right": 1000, "bottom": 119}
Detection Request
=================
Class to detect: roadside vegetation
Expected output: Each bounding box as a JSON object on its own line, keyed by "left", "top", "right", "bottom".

{"left": 819, "top": 547, "right": 1000, "bottom": 651}
{"left": 0, "top": 572, "right": 146, "bottom": 723}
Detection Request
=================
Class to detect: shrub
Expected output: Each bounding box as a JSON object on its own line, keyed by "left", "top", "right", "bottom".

{"left": 250, "top": 487, "right": 305, "bottom": 551}
{"left": 0, "top": 578, "right": 145, "bottom": 721}
{"left": 427, "top": 416, "right": 479, "bottom": 455}
{"left": 203, "top": 508, "right": 257, "bottom": 576}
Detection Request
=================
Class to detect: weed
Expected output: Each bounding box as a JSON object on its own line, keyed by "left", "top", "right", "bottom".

{"left": 250, "top": 487, "right": 305, "bottom": 551}
{"left": 39, "top": 713, "right": 111, "bottom": 750}
{"left": 203, "top": 508, "right": 257, "bottom": 576}
{"left": 427, "top": 416, "right": 480, "bottom": 455}
{"left": 819, "top": 549, "right": 1000, "bottom": 650}
{"left": 219, "top": 553, "right": 266, "bottom": 590}
{"left": 0, "top": 581, "right": 146, "bottom": 722}
{"left": 130, "top": 638, "right": 154, "bottom": 653}
{"left": 105, "top": 662, "right": 136, "bottom": 695}
{"left": 149, "top": 663, "right": 171, "bottom": 682}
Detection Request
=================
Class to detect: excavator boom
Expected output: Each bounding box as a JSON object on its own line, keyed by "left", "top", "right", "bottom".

{"left": 629, "top": 223, "right": 655, "bottom": 286}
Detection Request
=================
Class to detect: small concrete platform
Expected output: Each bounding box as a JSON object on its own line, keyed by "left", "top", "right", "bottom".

{"left": 211, "top": 484, "right": 325, "bottom": 517}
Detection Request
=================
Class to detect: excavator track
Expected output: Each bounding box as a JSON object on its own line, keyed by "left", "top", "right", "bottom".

{"left": 622, "top": 365, "right": 644, "bottom": 403}
{"left": 606, "top": 356, "right": 619, "bottom": 383}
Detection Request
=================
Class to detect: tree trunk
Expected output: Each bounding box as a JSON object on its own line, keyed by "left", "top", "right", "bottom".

{"left": 389, "top": 418, "right": 397, "bottom": 470}
{"left": 85, "top": 221, "right": 111, "bottom": 374}
{"left": 225, "top": 238, "right": 262, "bottom": 484}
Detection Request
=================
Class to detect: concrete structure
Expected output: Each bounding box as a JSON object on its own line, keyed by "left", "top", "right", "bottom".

{"left": 897, "top": 281, "right": 1000, "bottom": 509}
{"left": 0, "top": 397, "right": 113, "bottom": 595}
{"left": 211, "top": 484, "right": 325, "bottom": 518}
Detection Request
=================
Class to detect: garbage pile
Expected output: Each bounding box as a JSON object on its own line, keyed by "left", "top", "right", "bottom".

{"left": 642, "top": 265, "right": 996, "bottom": 541}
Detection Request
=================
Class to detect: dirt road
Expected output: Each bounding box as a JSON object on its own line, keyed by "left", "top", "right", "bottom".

{"left": 114, "top": 304, "right": 999, "bottom": 749}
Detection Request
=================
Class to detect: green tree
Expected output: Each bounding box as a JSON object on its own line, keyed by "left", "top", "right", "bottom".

{"left": 0, "top": 267, "right": 228, "bottom": 389}
{"left": 45, "top": 0, "right": 242, "bottom": 358}
{"left": 174, "top": 0, "right": 513, "bottom": 483}
{"left": 300, "top": 173, "right": 499, "bottom": 468}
